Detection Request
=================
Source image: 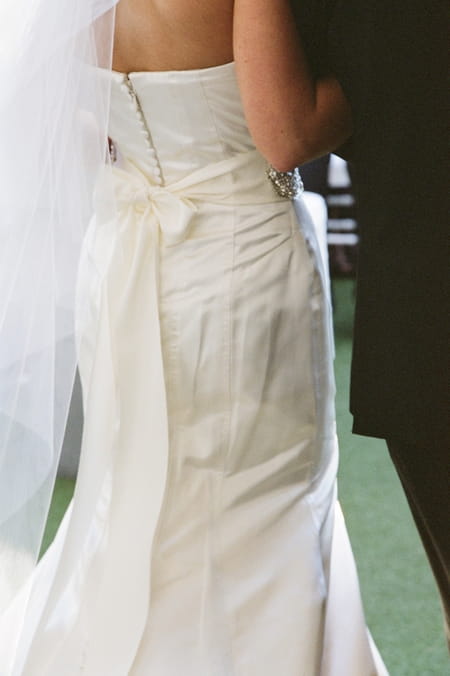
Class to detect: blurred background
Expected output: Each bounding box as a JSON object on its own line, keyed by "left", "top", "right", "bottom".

{"left": 48, "top": 155, "right": 448, "bottom": 676}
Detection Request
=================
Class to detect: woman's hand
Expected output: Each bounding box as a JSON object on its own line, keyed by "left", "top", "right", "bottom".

{"left": 233, "top": 0, "right": 352, "bottom": 170}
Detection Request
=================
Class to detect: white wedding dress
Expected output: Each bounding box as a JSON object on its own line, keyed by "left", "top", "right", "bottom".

{"left": 0, "top": 62, "right": 387, "bottom": 676}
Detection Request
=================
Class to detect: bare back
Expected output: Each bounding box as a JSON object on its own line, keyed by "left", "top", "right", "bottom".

{"left": 113, "top": 0, "right": 234, "bottom": 73}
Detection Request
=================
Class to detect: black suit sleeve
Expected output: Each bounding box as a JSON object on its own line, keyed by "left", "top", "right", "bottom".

{"left": 290, "top": 0, "right": 336, "bottom": 78}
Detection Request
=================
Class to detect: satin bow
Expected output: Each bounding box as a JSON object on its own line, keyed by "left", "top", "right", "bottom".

{"left": 105, "top": 163, "right": 198, "bottom": 246}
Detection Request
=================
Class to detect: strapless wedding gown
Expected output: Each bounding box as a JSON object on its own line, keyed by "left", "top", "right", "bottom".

{"left": 0, "top": 63, "right": 387, "bottom": 676}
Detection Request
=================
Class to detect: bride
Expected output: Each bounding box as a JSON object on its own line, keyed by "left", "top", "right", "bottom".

{"left": 0, "top": 0, "right": 387, "bottom": 674}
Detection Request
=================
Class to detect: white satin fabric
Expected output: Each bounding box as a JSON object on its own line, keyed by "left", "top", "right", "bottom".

{"left": 1, "top": 62, "right": 387, "bottom": 675}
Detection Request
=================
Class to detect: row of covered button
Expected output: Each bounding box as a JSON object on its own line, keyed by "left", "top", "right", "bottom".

{"left": 119, "top": 75, "right": 164, "bottom": 186}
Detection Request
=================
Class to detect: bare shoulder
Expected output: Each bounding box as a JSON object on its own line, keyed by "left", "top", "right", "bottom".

{"left": 113, "top": 0, "right": 234, "bottom": 72}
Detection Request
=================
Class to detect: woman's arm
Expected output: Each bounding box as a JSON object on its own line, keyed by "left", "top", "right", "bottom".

{"left": 233, "top": 0, "right": 352, "bottom": 170}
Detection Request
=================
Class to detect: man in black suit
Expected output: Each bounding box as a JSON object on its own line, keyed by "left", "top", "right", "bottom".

{"left": 322, "top": 0, "right": 449, "bottom": 637}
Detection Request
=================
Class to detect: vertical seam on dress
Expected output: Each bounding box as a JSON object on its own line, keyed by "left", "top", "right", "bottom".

{"left": 198, "top": 66, "right": 240, "bottom": 673}
{"left": 215, "top": 201, "right": 239, "bottom": 675}
{"left": 199, "top": 76, "right": 229, "bottom": 160}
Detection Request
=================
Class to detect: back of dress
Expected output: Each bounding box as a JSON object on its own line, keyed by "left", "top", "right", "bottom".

{"left": 108, "top": 64, "right": 255, "bottom": 181}
{"left": 1, "top": 6, "right": 387, "bottom": 675}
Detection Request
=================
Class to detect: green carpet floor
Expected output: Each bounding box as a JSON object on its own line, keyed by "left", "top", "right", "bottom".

{"left": 43, "top": 278, "right": 448, "bottom": 675}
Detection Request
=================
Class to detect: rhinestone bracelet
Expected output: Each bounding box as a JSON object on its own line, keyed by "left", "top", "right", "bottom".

{"left": 266, "top": 165, "right": 304, "bottom": 199}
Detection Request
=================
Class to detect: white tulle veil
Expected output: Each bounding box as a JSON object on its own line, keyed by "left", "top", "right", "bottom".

{"left": 0, "top": 0, "right": 117, "bottom": 653}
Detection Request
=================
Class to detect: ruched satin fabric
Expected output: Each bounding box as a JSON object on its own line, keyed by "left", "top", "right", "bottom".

{"left": 1, "top": 62, "right": 387, "bottom": 676}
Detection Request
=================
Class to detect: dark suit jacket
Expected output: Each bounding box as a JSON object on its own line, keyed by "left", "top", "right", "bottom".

{"left": 291, "top": 0, "right": 335, "bottom": 78}
{"left": 296, "top": 1, "right": 449, "bottom": 443}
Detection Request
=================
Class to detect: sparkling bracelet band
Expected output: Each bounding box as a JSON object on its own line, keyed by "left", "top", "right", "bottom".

{"left": 266, "top": 165, "right": 304, "bottom": 199}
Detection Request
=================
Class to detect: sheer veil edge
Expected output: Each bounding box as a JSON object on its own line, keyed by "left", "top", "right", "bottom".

{"left": 0, "top": 0, "right": 117, "bottom": 667}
